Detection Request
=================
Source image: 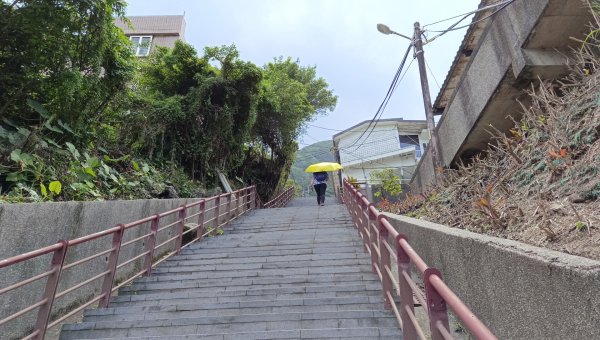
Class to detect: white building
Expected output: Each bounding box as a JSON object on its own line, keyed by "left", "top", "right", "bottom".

{"left": 332, "top": 118, "right": 429, "bottom": 199}
{"left": 114, "top": 15, "right": 186, "bottom": 57}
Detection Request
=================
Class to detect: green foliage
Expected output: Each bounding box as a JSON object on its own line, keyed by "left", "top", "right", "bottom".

{"left": 575, "top": 221, "right": 586, "bottom": 231}
{"left": 206, "top": 225, "right": 224, "bottom": 236}
{"left": 0, "top": 4, "right": 337, "bottom": 203}
{"left": 346, "top": 176, "right": 361, "bottom": 190}
{"left": 370, "top": 169, "right": 403, "bottom": 200}
{"left": 0, "top": 0, "right": 134, "bottom": 133}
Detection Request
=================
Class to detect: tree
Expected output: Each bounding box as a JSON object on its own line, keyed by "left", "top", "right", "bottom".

{"left": 0, "top": 0, "right": 134, "bottom": 133}
{"left": 371, "top": 169, "right": 403, "bottom": 201}
{"left": 0, "top": 0, "right": 137, "bottom": 200}
{"left": 245, "top": 57, "right": 338, "bottom": 199}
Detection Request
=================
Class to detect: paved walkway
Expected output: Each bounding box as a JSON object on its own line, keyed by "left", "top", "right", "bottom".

{"left": 60, "top": 200, "right": 402, "bottom": 339}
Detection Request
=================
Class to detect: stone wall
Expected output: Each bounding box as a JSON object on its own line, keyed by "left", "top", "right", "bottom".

{"left": 384, "top": 213, "right": 600, "bottom": 340}
{"left": 0, "top": 196, "right": 241, "bottom": 339}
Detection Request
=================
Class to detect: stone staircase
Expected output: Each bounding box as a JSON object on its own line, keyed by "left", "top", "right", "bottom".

{"left": 60, "top": 200, "right": 402, "bottom": 339}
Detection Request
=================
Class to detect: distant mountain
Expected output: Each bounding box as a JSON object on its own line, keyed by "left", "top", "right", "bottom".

{"left": 290, "top": 140, "right": 336, "bottom": 197}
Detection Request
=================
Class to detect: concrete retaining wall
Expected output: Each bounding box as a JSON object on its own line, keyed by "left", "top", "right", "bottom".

{"left": 384, "top": 213, "right": 600, "bottom": 340}
{"left": 0, "top": 197, "right": 228, "bottom": 339}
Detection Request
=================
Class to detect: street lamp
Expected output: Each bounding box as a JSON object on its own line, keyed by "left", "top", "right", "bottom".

{"left": 377, "top": 22, "right": 441, "bottom": 184}
{"left": 376, "top": 23, "right": 412, "bottom": 41}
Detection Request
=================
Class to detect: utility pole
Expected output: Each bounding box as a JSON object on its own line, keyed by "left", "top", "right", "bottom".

{"left": 413, "top": 21, "right": 441, "bottom": 183}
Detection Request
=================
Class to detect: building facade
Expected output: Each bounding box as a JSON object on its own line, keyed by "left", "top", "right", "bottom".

{"left": 411, "top": 0, "right": 593, "bottom": 191}
{"left": 332, "top": 118, "right": 429, "bottom": 200}
{"left": 114, "top": 15, "right": 186, "bottom": 56}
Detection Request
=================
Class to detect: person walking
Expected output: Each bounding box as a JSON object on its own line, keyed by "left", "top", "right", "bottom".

{"left": 311, "top": 171, "right": 328, "bottom": 206}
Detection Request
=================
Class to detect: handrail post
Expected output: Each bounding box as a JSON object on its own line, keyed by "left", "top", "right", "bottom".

{"left": 358, "top": 198, "right": 368, "bottom": 253}
{"left": 378, "top": 217, "right": 392, "bottom": 310}
{"left": 197, "top": 200, "right": 206, "bottom": 241}
{"left": 214, "top": 195, "right": 221, "bottom": 230}
{"left": 176, "top": 205, "right": 186, "bottom": 254}
{"left": 243, "top": 188, "right": 249, "bottom": 213}
{"left": 424, "top": 268, "right": 450, "bottom": 340}
{"left": 367, "top": 203, "right": 379, "bottom": 274}
{"left": 99, "top": 224, "right": 125, "bottom": 308}
{"left": 226, "top": 193, "right": 232, "bottom": 224}
{"left": 143, "top": 214, "right": 160, "bottom": 276}
{"left": 235, "top": 190, "right": 241, "bottom": 217}
{"left": 34, "top": 239, "right": 68, "bottom": 340}
{"left": 254, "top": 186, "right": 259, "bottom": 209}
{"left": 397, "top": 234, "right": 417, "bottom": 340}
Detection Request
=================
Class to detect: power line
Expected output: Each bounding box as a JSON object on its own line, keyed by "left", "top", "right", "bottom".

{"left": 307, "top": 124, "right": 399, "bottom": 133}
{"left": 340, "top": 55, "right": 416, "bottom": 152}
{"left": 424, "top": 0, "right": 516, "bottom": 42}
{"left": 303, "top": 133, "right": 322, "bottom": 142}
{"left": 306, "top": 124, "right": 345, "bottom": 132}
{"left": 424, "top": 57, "right": 441, "bottom": 90}
{"left": 342, "top": 43, "right": 413, "bottom": 152}
{"left": 422, "top": 0, "right": 514, "bottom": 28}
{"left": 354, "top": 55, "right": 416, "bottom": 151}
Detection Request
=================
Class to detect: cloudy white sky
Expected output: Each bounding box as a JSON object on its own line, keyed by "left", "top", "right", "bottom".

{"left": 125, "top": 0, "right": 481, "bottom": 147}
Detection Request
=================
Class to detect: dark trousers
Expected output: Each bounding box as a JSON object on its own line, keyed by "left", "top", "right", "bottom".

{"left": 313, "top": 183, "right": 327, "bottom": 204}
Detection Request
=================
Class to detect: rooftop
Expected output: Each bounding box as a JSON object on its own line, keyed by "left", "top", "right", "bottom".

{"left": 114, "top": 15, "right": 186, "bottom": 37}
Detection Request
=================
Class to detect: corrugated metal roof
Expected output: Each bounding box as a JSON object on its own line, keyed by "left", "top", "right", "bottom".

{"left": 115, "top": 15, "right": 185, "bottom": 37}
{"left": 332, "top": 118, "right": 427, "bottom": 140}
{"left": 431, "top": 0, "right": 501, "bottom": 115}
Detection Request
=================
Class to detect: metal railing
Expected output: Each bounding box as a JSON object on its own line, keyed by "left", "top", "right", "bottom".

{"left": 0, "top": 186, "right": 257, "bottom": 340}
{"left": 262, "top": 186, "right": 294, "bottom": 208}
{"left": 342, "top": 180, "right": 497, "bottom": 340}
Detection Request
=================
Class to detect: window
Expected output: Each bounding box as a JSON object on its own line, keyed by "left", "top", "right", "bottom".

{"left": 399, "top": 135, "right": 419, "bottom": 149}
{"left": 130, "top": 36, "right": 152, "bottom": 56}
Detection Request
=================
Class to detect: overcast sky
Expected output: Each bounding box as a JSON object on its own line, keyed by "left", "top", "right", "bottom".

{"left": 125, "top": 0, "right": 481, "bottom": 147}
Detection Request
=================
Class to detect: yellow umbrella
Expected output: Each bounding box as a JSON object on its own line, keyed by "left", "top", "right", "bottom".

{"left": 305, "top": 162, "right": 343, "bottom": 173}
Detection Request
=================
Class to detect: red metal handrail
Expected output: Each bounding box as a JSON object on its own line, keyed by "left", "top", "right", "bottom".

{"left": 342, "top": 180, "right": 497, "bottom": 340}
{"left": 0, "top": 185, "right": 257, "bottom": 340}
{"left": 262, "top": 186, "right": 294, "bottom": 208}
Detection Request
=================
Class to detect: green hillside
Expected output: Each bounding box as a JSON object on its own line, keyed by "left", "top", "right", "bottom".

{"left": 290, "top": 140, "right": 336, "bottom": 197}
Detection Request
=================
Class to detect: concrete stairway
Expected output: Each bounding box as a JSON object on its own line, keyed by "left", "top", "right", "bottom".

{"left": 60, "top": 199, "right": 402, "bottom": 339}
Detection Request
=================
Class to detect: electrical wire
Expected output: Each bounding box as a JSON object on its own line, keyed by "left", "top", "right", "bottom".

{"left": 303, "top": 133, "right": 323, "bottom": 142}
{"left": 424, "top": 57, "right": 441, "bottom": 90}
{"left": 342, "top": 43, "right": 413, "bottom": 152}
{"left": 425, "top": 0, "right": 516, "bottom": 42}
{"left": 353, "top": 56, "right": 416, "bottom": 150}
{"left": 422, "top": 0, "right": 514, "bottom": 28}
{"left": 307, "top": 124, "right": 399, "bottom": 133}
{"left": 341, "top": 55, "right": 415, "bottom": 152}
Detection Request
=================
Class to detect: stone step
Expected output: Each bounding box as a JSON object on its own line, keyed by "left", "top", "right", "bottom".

{"left": 85, "top": 303, "right": 387, "bottom": 322}
{"left": 114, "top": 282, "right": 382, "bottom": 303}
{"left": 148, "top": 263, "right": 374, "bottom": 278}
{"left": 131, "top": 272, "right": 378, "bottom": 289}
{"left": 222, "top": 226, "right": 357, "bottom": 236}
{"left": 127, "top": 259, "right": 373, "bottom": 286}
{"left": 119, "top": 280, "right": 382, "bottom": 297}
{"left": 152, "top": 257, "right": 371, "bottom": 273}
{"left": 109, "top": 288, "right": 383, "bottom": 308}
{"left": 158, "top": 252, "right": 368, "bottom": 269}
{"left": 60, "top": 310, "right": 400, "bottom": 339}
{"left": 169, "top": 247, "right": 366, "bottom": 263}
{"left": 86, "top": 296, "right": 383, "bottom": 319}
{"left": 62, "top": 327, "right": 402, "bottom": 339}
{"left": 178, "top": 240, "right": 364, "bottom": 254}
{"left": 150, "top": 248, "right": 366, "bottom": 269}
